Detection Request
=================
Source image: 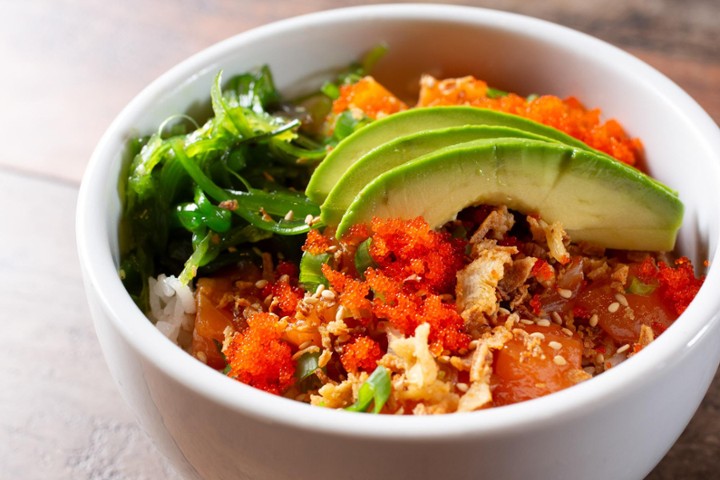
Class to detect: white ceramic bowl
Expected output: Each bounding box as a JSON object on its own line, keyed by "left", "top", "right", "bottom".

{"left": 77, "top": 4, "right": 720, "bottom": 479}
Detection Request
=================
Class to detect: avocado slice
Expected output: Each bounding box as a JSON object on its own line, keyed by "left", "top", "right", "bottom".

{"left": 320, "top": 126, "right": 564, "bottom": 226}
{"left": 306, "top": 106, "right": 607, "bottom": 204}
{"left": 336, "top": 138, "right": 683, "bottom": 251}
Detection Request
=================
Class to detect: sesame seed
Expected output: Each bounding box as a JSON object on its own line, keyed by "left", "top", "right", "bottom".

{"left": 304, "top": 214, "right": 314, "bottom": 225}
{"left": 616, "top": 344, "right": 630, "bottom": 354}
{"left": 254, "top": 279, "right": 268, "bottom": 289}
{"left": 529, "top": 332, "right": 546, "bottom": 340}
{"left": 279, "top": 274, "right": 290, "bottom": 283}
{"left": 321, "top": 290, "right": 336, "bottom": 301}
{"left": 589, "top": 314, "right": 599, "bottom": 327}
{"left": 561, "top": 328, "right": 574, "bottom": 337}
{"left": 283, "top": 210, "right": 295, "bottom": 221}
{"left": 536, "top": 319, "right": 551, "bottom": 327}
{"left": 595, "top": 353, "right": 605, "bottom": 364}
{"left": 520, "top": 319, "right": 534, "bottom": 325}
{"left": 335, "top": 305, "right": 346, "bottom": 322}
{"left": 456, "top": 383, "right": 469, "bottom": 393}
{"left": 551, "top": 312, "right": 563, "bottom": 324}
{"left": 260, "top": 208, "right": 273, "bottom": 222}
{"left": 548, "top": 341, "right": 563, "bottom": 350}
{"left": 615, "top": 293, "right": 629, "bottom": 307}
{"left": 304, "top": 296, "right": 319, "bottom": 305}
{"left": 315, "top": 284, "right": 325, "bottom": 294}
{"left": 553, "top": 355, "right": 568, "bottom": 366}
{"left": 557, "top": 288, "right": 573, "bottom": 299}
{"left": 607, "top": 302, "right": 620, "bottom": 313}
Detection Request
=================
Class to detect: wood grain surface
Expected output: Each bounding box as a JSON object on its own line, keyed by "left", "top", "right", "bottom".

{"left": 0, "top": 1, "right": 717, "bottom": 478}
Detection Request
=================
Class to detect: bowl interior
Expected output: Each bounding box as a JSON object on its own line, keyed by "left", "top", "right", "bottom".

{"left": 81, "top": 4, "right": 720, "bottom": 436}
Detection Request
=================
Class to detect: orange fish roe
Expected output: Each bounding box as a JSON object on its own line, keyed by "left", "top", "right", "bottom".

{"left": 260, "top": 261, "right": 304, "bottom": 318}
{"left": 635, "top": 256, "right": 661, "bottom": 284}
{"left": 223, "top": 312, "right": 295, "bottom": 395}
{"left": 302, "top": 228, "right": 334, "bottom": 255}
{"left": 332, "top": 76, "right": 408, "bottom": 119}
{"left": 322, "top": 263, "right": 373, "bottom": 321}
{"left": 368, "top": 216, "right": 466, "bottom": 294}
{"left": 416, "top": 75, "right": 642, "bottom": 166}
{"left": 657, "top": 257, "right": 705, "bottom": 315}
{"left": 319, "top": 217, "right": 470, "bottom": 353}
{"left": 263, "top": 278, "right": 303, "bottom": 318}
{"left": 341, "top": 336, "right": 383, "bottom": 373}
{"left": 633, "top": 256, "right": 704, "bottom": 315}
{"left": 366, "top": 268, "right": 470, "bottom": 353}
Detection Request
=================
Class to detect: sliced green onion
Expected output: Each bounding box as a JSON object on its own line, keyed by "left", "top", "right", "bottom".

{"left": 295, "top": 351, "right": 323, "bottom": 393}
{"left": 296, "top": 351, "right": 321, "bottom": 381}
{"left": 299, "top": 251, "right": 331, "bottom": 291}
{"left": 345, "top": 365, "right": 391, "bottom": 413}
{"left": 486, "top": 87, "right": 508, "bottom": 99}
{"left": 627, "top": 276, "right": 657, "bottom": 296}
{"left": 332, "top": 110, "right": 372, "bottom": 143}
{"left": 354, "top": 238, "right": 375, "bottom": 277}
{"left": 321, "top": 81, "right": 340, "bottom": 99}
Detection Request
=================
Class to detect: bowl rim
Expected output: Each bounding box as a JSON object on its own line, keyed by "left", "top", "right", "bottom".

{"left": 77, "top": 3, "right": 720, "bottom": 440}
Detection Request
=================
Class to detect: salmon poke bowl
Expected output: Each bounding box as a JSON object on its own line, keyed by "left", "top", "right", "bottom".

{"left": 76, "top": 4, "right": 720, "bottom": 480}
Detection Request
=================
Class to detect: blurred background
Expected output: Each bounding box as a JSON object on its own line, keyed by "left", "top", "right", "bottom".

{"left": 1, "top": 0, "right": 717, "bottom": 183}
{"left": 0, "top": 1, "right": 717, "bottom": 478}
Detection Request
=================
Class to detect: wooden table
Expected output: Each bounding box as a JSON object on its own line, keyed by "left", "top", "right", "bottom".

{"left": 1, "top": 1, "right": 717, "bottom": 478}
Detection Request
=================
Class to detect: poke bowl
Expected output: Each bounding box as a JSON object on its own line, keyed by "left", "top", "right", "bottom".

{"left": 76, "top": 4, "right": 720, "bottom": 480}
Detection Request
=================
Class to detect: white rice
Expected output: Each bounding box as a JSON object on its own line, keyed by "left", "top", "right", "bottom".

{"left": 147, "top": 274, "right": 196, "bottom": 347}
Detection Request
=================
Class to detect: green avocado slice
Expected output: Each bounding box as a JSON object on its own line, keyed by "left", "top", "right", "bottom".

{"left": 306, "top": 106, "right": 607, "bottom": 204}
{"left": 321, "top": 126, "right": 561, "bottom": 226}
{"left": 336, "top": 138, "right": 683, "bottom": 251}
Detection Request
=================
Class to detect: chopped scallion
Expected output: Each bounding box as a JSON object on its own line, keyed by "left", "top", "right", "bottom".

{"left": 345, "top": 366, "right": 391, "bottom": 413}
{"left": 299, "top": 251, "right": 331, "bottom": 291}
